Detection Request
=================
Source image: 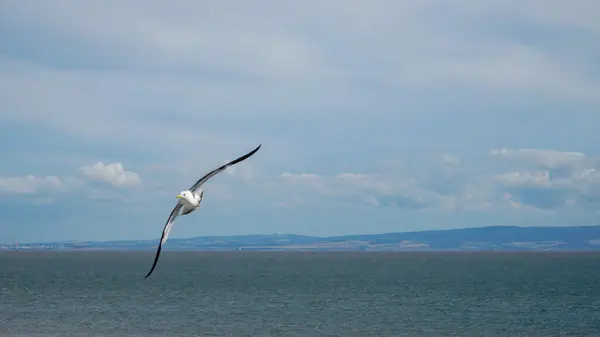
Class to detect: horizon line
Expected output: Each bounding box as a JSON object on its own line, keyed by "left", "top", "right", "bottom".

{"left": 6, "top": 224, "right": 600, "bottom": 245}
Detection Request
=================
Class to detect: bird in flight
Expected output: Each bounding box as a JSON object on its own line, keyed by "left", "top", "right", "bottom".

{"left": 144, "top": 144, "right": 262, "bottom": 278}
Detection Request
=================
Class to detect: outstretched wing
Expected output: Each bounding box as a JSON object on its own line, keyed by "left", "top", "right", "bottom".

{"left": 144, "top": 203, "right": 183, "bottom": 279}
{"left": 188, "top": 144, "right": 261, "bottom": 193}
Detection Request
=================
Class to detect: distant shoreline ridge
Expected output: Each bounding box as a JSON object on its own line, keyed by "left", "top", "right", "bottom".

{"left": 4, "top": 225, "right": 600, "bottom": 252}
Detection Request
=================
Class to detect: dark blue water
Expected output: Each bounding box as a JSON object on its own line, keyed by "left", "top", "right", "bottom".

{"left": 1, "top": 251, "right": 599, "bottom": 336}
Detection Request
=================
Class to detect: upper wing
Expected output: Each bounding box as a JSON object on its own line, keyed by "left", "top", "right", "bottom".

{"left": 188, "top": 144, "right": 261, "bottom": 193}
{"left": 144, "top": 203, "right": 183, "bottom": 279}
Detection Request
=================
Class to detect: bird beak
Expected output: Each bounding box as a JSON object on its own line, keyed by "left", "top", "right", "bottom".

{"left": 176, "top": 194, "right": 181, "bottom": 199}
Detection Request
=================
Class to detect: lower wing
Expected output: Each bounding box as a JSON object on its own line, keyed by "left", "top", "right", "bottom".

{"left": 144, "top": 203, "right": 183, "bottom": 279}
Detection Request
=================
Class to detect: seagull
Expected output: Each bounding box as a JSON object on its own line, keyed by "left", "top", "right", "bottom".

{"left": 144, "top": 144, "right": 262, "bottom": 278}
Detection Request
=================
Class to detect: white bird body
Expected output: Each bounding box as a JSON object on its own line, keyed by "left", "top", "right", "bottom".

{"left": 178, "top": 189, "right": 204, "bottom": 216}
{"left": 144, "top": 144, "right": 262, "bottom": 278}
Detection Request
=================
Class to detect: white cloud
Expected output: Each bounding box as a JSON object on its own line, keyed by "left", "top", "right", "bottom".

{"left": 276, "top": 170, "right": 451, "bottom": 210}
{"left": 266, "top": 147, "right": 600, "bottom": 215}
{"left": 0, "top": 163, "right": 141, "bottom": 199}
{"left": 494, "top": 171, "right": 552, "bottom": 188}
{"left": 80, "top": 162, "right": 141, "bottom": 188}
{"left": 441, "top": 154, "right": 460, "bottom": 165}
{"left": 4, "top": 147, "right": 598, "bottom": 215}
{"left": 491, "top": 148, "right": 589, "bottom": 170}
{"left": 0, "top": 175, "right": 63, "bottom": 195}
{"left": 483, "top": 148, "right": 600, "bottom": 211}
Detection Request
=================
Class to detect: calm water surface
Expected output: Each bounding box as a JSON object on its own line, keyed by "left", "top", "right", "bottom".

{"left": 1, "top": 251, "right": 599, "bottom": 336}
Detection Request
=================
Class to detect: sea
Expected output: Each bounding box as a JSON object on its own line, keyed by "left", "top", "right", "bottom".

{"left": 1, "top": 251, "right": 599, "bottom": 336}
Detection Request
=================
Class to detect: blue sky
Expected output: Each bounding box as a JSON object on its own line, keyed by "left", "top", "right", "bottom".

{"left": 1, "top": 1, "right": 600, "bottom": 243}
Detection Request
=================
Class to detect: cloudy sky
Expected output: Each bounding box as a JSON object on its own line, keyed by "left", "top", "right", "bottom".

{"left": 1, "top": 1, "right": 600, "bottom": 243}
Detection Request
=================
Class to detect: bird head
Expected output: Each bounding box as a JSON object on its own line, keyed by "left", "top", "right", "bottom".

{"left": 176, "top": 190, "right": 192, "bottom": 201}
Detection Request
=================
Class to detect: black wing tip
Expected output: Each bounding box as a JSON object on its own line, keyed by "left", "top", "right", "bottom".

{"left": 144, "top": 263, "right": 156, "bottom": 278}
{"left": 144, "top": 244, "right": 163, "bottom": 279}
{"left": 144, "top": 264, "right": 157, "bottom": 279}
{"left": 228, "top": 144, "right": 262, "bottom": 166}
{"left": 249, "top": 144, "right": 261, "bottom": 153}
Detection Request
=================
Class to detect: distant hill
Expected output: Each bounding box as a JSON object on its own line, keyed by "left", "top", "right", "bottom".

{"left": 7, "top": 225, "right": 600, "bottom": 251}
